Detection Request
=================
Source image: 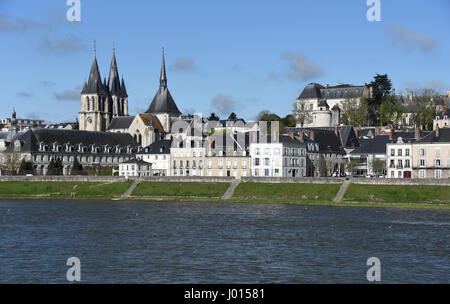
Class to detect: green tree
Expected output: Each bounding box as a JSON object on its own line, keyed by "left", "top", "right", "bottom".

{"left": 47, "top": 158, "right": 56, "bottom": 176}
{"left": 319, "top": 157, "right": 328, "bottom": 177}
{"left": 341, "top": 93, "right": 369, "bottom": 126}
{"left": 208, "top": 113, "right": 220, "bottom": 121}
{"left": 72, "top": 118, "right": 79, "bottom": 130}
{"left": 293, "top": 100, "right": 312, "bottom": 127}
{"left": 54, "top": 157, "right": 63, "bottom": 175}
{"left": 410, "top": 89, "right": 438, "bottom": 130}
{"left": 257, "top": 110, "right": 281, "bottom": 134}
{"left": 228, "top": 112, "right": 238, "bottom": 120}
{"left": 18, "top": 159, "right": 33, "bottom": 175}
{"left": 379, "top": 95, "right": 403, "bottom": 126}
{"left": 371, "top": 158, "right": 385, "bottom": 176}
{"left": 367, "top": 74, "right": 392, "bottom": 125}
{"left": 71, "top": 157, "right": 83, "bottom": 175}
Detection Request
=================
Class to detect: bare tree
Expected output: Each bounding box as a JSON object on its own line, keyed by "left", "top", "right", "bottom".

{"left": 1, "top": 146, "right": 23, "bottom": 174}
{"left": 411, "top": 89, "right": 438, "bottom": 130}
{"left": 293, "top": 100, "right": 312, "bottom": 127}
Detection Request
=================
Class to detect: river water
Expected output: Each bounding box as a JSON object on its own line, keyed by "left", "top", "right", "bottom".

{"left": 0, "top": 200, "right": 448, "bottom": 283}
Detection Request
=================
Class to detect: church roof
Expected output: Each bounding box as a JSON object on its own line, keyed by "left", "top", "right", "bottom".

{"left": 138, "top": 114, "right": 164, "bottom": 132}
{"left": 146, "top": 49, "right": 181, "bottom": 116}
{"left": 107, "top": 116, "right": 135, "bottom": 130}
{"left": 81, "top": 54, "right": 109, "bottom": 95}
{"left": 108, "top": 48, "right": 122, "bottom": 96}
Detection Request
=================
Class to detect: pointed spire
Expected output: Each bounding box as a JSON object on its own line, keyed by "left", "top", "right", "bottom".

{"left": 108, "top": 45, "right": 121, "bottom": 95}
{"left": 82, "top": 49, "right": 106, "bottom": 94}
{"left": 160, "top": 47, "right": 167, "bottom": 88}
{"left": 121, "top": 75, "right": 128, "bottom": 96}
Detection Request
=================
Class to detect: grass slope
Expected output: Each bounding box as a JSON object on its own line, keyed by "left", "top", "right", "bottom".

{"left": 132, "top": 182, "right": 230, "bottom": 198}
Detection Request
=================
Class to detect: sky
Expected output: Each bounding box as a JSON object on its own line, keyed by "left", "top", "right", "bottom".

{"left": 0, "top": 0, "right": 449, "bottom": 123}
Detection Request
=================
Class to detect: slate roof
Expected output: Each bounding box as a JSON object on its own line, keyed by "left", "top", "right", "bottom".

{"left": 138, "top": 114, "right": 164, "bottom": 132}
{"left": 298, "top": 83, "right": 369, "bottom": 100}
{"left": 107, "top": 116, "right": 135, "bottom": 130}
{"left": 285, "top": 127, "right": 352, "bottom": 151}
{"left": 351, "top": 132, "right": 420, "bottom": 155}
{"left": 146, "top": 50, "right": 181, "bottom": 116}
{"left": 81, "top": 55, "right": 109, "bottom": 95}
{"left": 436, "top": 108, "right": 449, "bottom": 119}
{"left": 139, "top": 139, "right": 172, "bottom": 154}
{"left": 122, "top": 158, "right": 152, "bottom": 165}
{"left": 318, "top": 99, "right": 329, "bottom": 108}
{"left": 30, "top": 129, "right": 138, "bottom": 149}
{"left": 414, "top": 128, "right": 450, "bottom": 143}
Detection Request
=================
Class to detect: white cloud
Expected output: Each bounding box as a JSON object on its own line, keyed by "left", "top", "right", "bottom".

{"left": 385, "top": 24, "right": 437, "bottom": 53}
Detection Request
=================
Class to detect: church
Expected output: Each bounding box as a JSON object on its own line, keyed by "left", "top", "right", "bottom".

{"left": 79, "top": 48, "right": 183, "bottom": 147}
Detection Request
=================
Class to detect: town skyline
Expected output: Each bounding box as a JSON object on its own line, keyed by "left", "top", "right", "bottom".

{"left": 1, "top": 0, "right": 449, "bottom": 123}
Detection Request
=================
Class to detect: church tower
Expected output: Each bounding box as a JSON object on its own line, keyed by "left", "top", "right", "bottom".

{"left": 80, "top": 46, "right": 128, "bottom": 132}
{"left": 146, "top": 48, "right": 181, "bottom": 132}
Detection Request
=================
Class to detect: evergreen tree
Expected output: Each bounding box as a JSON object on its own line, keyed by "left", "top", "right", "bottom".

{"left": 47, "top": 158, "right": 56, "bottom": 176}
{"left": 208, "top": 113, "right": 220, "bottom": 121}
{"left": 55, "top": 157, "right": 63, "bottom": 175}
{"left": 228, "top": 112, "right": 238, "bottom": 120}
{"left": 71, "top": 157, "right": 83, "bottom": 175}
{"left": 367, "top": 74, "right": 392, "bottom": 125}
{"left": 18, "top": 159, "right": 33, "bottom": 175}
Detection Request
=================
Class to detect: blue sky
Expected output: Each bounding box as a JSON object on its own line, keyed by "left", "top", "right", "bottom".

{"left": 0, "top": 0, "right": 449, "bottom": 123}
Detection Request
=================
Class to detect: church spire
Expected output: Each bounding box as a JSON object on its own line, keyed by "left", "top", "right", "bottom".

{"left": 82, "top": 43, "right": 107, "bottom": 94}
{"left": 160, "top": 47, "right": 167, "bottom": 88}
{"left": 108, "top": 46, "right": 121, "bottom": 95}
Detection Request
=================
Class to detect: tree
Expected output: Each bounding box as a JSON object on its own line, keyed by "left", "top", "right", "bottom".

{"left": 379, "top": 95, "right": 403, "bottom": 126}
{"left": 228, "top": 112, "right": 237, "bottom": 120}
{"left": 1, "top": 146, "right": 22, "bottom": 175}
{"left": 371, "top": 158, "right": 385, "bottom": 176}
{"left": 367, "top": 74, "right": 392, "bottom": 125}
{"left": 410, "top": 89, "right": 438, "bottom": 130}
{"left": 208, "top": 113, "right": 220, "bottom": 121}
{"left": 257, "top": 110, "right": 281, "bottom": 134}
{"left": 47, "top": 158, "right": 56, "bottom": 176}
{"left": 293, "top": 100, "right": 312, "bottom": 127}
{"left": 341, "top": 93, "right": 369, "bottom": 126}
{"left": 54, "top": 157, "right": 63, "bottom": 175}
{"left": 319, "top": 157, "right": 328, "bottom": 177}
{"left": 18, "top": 159, "right": 33, "bottom": 175}
{"left": 71, "top": 157, "right": 83, "bottom": 175}
{"left": 72, "top": 118, "right": 79, "bottom": 130}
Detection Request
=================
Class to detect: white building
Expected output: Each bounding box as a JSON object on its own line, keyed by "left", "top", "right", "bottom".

{"left": 136, "top": 139, "right": 171, "bottom": 176}
{"left": 386, "top": 137, "right": 413, "bottom": 179}
{"left": 119, "top": 159, "right": 152, "bottom": 178}
{"left": 250, "top": 134, "right": 307, "bottom": 178}
{"left": 170, "top": 138, "right": 207, "bottom": 177}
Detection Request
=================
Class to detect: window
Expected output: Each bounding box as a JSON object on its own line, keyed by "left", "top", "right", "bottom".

{"left": 405, "top": 149, "right": 410, "bottom": 156}
{"left": 208, "top": 160, "right": 212, "bottom": 169}
{"left": 419, "top": 170, "right": 425, "bottom": 179}
{"left": 435, "top": 170, "right": 442, "bottom": 179}
{"left": 219, "top": 160, "right": 223, "bottom": 169}
{"left": 391, "top": 171, "right": 394, "bottom": 178}
{"left": 255, "top": 148, "right": 260, "bottom": 155}
{"left": 419, "top": 148, "right": 425, "bottom": 156}
{"left": 264, "top": 169, "right": 270, "bottom": 176}
{"left": 405, "top": 160, "right": 410, "bottom": 168}
{"left": 242, "top": 160, "right": 246, "bottom": 169}
{"left": 397, "top": 160, "right": 403, "bottom": 168}
{"left": 264, "top": 158, "right": 270, "bottom": 166}
{"left": 274, "top": 168, "right": 280, "bottom": 177}
{"left": 420, "top": 159, "right": 425, "bottom": 167}
{"left": 254, "top": 158, "right": 260, "bottom": 166}
{"left": 398, "top": 171, "right": 402, "bottom": 178}
{"left": 398, "top": 149, "right": 402, "bottom": 156}
{"left": 435, "top": 159, "right": 441, "bottom": 167}
{"left": 390, "top": 149, "right": 395, "bottom": 156}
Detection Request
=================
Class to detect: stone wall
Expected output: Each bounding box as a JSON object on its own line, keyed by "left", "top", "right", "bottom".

{"left": 0, "top": 175, "right": 448, "bottom": 186}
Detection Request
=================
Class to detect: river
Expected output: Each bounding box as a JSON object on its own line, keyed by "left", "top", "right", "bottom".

{"left": 0, "top": 200, "right": 448, "bottom": 283}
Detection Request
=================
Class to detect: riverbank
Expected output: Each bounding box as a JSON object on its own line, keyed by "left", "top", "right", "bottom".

{"left": 0, "top": 180, "right": 449, "bottom": 210}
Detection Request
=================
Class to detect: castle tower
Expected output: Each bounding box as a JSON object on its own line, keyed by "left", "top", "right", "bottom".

{"left": 312, "top": 99, "right": 332, "bottom": 127}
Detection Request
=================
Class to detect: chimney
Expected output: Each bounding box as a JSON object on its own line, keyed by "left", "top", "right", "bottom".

{"left": 436, "top": 125, "right": 440, "bottom": 138}
{"left": 389, "top": 128, "right": 395, "bottom": 140}
{"left": 415, "top": 126, "right": 421, "bottom": 140}
{"left": 310, "top": 131, "right": 315, "bottom": 141}
{"left": 288, "top": 130, "right": 294, "bottom": 139}
{"left": 334, "top": 126, "right": 339, "bottom": 136}
{"left": 299, "top": 130, "right": 305, "bottom": 141}
{"left": 374, "top": 127, "right": 378, "bottom": 137}
{"left": 355, "top": 128, "right": 359, "bottom": 138}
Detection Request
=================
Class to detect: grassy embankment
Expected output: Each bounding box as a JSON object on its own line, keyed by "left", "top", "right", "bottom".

{"left": 0, "top": 181, "right": 449, "bottom": 209}
{"left": 0, "top": 181, "right": 133, "bottom": 200}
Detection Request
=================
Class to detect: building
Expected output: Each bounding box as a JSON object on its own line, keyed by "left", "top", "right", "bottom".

{"left": 296, "top": 82, "right": 371, "bottom": 127}
{"left": 386, "top": 127, "right": 450, "bottom": 179}
{"left": 0, "top": 124, "right": 140, "bottom": 175}
{"left": 250, "top": 134, "right": 307, "bottom": 178}
{"left": 434, "top": 108, "right": 449, "bottom": 130}
{"left": 79, "top": 48, "right": 129, "bottom": 132}
{"left": 145, "top": 49, "right": 182, "bottom": 133}
{"left": 118, "top": 159, "right": 152, "bottom": 178}
{"left": 136, "top": 139, "right": 171, "bottom": 176}
{"left": 1, "top": 113, "right": 45, "bottom": 131}
{"left": 108, "top": 114, "right": 164, "bottom": 147}
{"left": 170, "top": 138, "right": 207, "bottom": 177}
{"left": 205, "top": 134, "right": 250, "bottom": 178}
